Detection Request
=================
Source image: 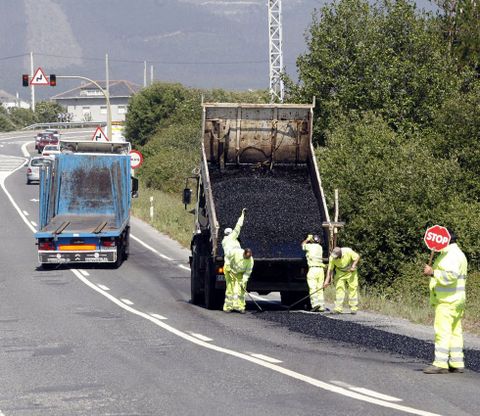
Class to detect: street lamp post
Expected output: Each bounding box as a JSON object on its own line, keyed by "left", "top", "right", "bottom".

{"left": 56, "top": 75, "right": 112, "bottom": 139}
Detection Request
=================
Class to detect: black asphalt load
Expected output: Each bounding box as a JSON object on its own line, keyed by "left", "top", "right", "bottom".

{"left": 256, "top": 311, "right": 480, "bottom": 372}
{"left": 210, "top": 166, "right": 325, "bottom": 258}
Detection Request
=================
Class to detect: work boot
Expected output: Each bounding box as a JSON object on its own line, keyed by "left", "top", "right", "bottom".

{"left": 332, "top": 309, "right": 342, "bottom": 314}
{"left": 449, "top": 367, "right": 465, "bottom": 373}
{"left": 223, "top": 309, "right": 232, "bottom": 313}
{"left": 237, "top": 309, "right": 246, "bottom": 314}
{"left": 423, "top": 365, "right": 449, "bottom": 374}
{"left": 350, "top": 310, "right": 357, "bottom": 315}
{"left": 311, "top": 305, "right": 320, "bottom": 312}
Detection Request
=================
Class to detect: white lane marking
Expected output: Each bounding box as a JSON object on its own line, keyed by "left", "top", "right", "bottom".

{"left": 21, "top": 141, "right": 33, "bottom": 157}
{"left": 30, "top": 221, "right": 37, "bottom": 227}
{"left": 250, "top": 353, "right": 283, "bottom": 364}
{"left": 331, "top": 381, "right": 402, "bottom": 403}
{"left": 131, "top": 234, "right": 173, "bottom": 260}
{"left": 189, "top": 333, "right": 213, "bottom": 342}
{"left": 97, "top": 284, "right": 110, "bottom": 291}
{"left": 0, "top": 167, "right": 441, "bottom": 416}
{"left": 78, "top": 269, "right": 90, "bottom": 277}
{"left": 150, "top": 313, "right": 167, "bottom": 320}
{"left": 0, "top": 160, "right": 35, "bottom": 233}
{"left": 120, "top": 298, "right": 134, "bottom": 305}
{"left": 68, "top": 269, "right": 440, "bottom": 416}
{"left": 178, "top": 264, "right": 190, "bottom": 271}
{"left": 22, "top": 210, "right": 29, "bottom": 216}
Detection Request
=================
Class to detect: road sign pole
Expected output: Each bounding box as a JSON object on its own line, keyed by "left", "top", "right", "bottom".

{"left": 30, "top": 51, "right": 35, "bottom": 111}
{"left": 428, "top": 250, "right": 434, "bottom": 266}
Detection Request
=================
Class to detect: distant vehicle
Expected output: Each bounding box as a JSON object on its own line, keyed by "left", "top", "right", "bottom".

{"left": 26, "top": 156, "right": 53, "bottom": 184}
{"left": 45, "top": 129, "right": 61, "bottom": 141}
{"left": 37, "top": 133, "right": 59, "bottom": 153}
{"left": 42, "top": 144, "right": 60, "bottom": 157}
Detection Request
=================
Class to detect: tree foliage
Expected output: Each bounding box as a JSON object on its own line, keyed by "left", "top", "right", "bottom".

{"left": 289, "top": 0, "right": 458, "bottom": 143}
{"left": 35, "top": 101, "right": 65, "bottom": 123}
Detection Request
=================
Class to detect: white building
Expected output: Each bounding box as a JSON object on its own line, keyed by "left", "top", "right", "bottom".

{"left": 0, "top": 89, "right": 30, "bottom": 110}
{"left": 51, "top": 80, "right": 141, "bottom": 122}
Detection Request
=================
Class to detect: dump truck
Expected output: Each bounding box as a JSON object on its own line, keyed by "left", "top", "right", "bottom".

{"left": 185, "top": 102, "right": 333, "bottom": 309}
{"left": 35, "top": 140, "right": 138, "bottom": 268}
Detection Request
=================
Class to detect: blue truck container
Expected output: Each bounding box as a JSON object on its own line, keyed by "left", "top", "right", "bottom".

{"left": 35, "top": 141, "right": 137, "bottom": 268}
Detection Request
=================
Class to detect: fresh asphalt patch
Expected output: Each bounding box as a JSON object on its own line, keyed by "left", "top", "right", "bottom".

{"left": 255, "top": 311, "right": 480, "bottom": 372}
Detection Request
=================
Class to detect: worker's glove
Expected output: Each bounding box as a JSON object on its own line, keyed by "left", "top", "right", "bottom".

{"left": 242, "top": 275, "right": 249, "bottom": 286}
{"left": 307, "top": 234, "right": 313, "bottom": 242}
{"left": 242, "top": 208, "right": 247, "bottom": 215}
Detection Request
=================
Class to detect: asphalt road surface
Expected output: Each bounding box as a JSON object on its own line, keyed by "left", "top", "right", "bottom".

{"left": 0, "top": 130, "right": 479, "bottom": 416}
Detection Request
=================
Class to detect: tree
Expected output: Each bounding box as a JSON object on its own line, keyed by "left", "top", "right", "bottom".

{"left": 288, "top": 0, "right": 458, "bottom": 143}
{"left": 9, "top": 107, "right": 36, "bottom": 128}
{"left": 35, "top": 101, "right": 65, "bottom": 123}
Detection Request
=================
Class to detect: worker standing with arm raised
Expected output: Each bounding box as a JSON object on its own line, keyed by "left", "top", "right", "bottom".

{"left": 324, "top": 247, "right": 360, "bottom": 314}
{"left": 422, "top": 229, "right": 467, "bottom": 374}
{"left": 301, "top": 234, "right": 326, "bottom": 312}
{"left": 222, "top": 208, "right": 246, "bottom": 313}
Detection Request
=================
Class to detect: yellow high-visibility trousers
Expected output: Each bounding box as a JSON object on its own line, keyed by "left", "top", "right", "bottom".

{"left": 433, "top": 302, "right": 465, "bottom": 369}
{"left": 223, "top": 265, "right": 234, "bottom": 312}
{"left": 307, "top": 266, "right": 325, "bottom": 309}
{"left": 334, "top": 270, "right": 358, "bottom": 313}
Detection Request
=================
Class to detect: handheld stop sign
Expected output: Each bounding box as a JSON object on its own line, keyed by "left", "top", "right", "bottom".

{"left": 424, "top": 225, "right": 451, "bottom": 265}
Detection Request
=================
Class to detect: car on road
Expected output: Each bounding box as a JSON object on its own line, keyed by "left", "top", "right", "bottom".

{"left": 42, "top": 144, "right": 60, "bottom": 157}
{"left": 26, "top": 156, "right": 53, "bottom": 184}
{"left": 36, "top": 131, "right": 60, "bottom": 153}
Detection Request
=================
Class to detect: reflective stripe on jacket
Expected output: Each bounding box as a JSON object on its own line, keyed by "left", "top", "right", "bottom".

{"left": 430, "top": 243, "right": 468, "bottom": 305}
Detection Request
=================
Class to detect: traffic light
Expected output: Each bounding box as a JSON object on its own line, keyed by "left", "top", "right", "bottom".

{"left": 49, "top": 74, "right": 56, "bottom": 87}
{"left": 22, "top": 74, "right": 29, "bottom": 87}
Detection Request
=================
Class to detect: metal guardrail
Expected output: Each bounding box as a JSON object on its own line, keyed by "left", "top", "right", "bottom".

{"left": 22, "top": 121, "right": 107, "bottom": 131}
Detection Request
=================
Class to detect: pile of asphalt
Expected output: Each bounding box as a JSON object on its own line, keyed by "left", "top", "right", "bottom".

{"left": 210, "top": 166, "right": 325, "bottom": 259}
{"left": 255, "top": 311, "right": 480, "bottom": 372}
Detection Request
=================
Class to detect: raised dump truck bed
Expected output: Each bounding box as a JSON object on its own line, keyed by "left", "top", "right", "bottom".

{"left": 188, "top": 102, "right": 331, "bottom": 309}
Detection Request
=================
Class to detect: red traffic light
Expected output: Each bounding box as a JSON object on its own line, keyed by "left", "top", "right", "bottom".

{"left": 22, "top": 74, "right": 29, "bottom": 87}
{"left": 49, "top": 74, "right": 56, "bottom": 87}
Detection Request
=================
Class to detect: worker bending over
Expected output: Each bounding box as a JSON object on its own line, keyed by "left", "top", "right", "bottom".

{"left": 324, "top": 247, "right": 360, "bottom": 314}
{"left": 301, "top": 234, "right": 325, "bottom": 312}
{"left": 423, "top": 229, "right": 467, "bottom": 374}
{"left": 222, "top": 208, "right": 246, "bottom": 312}
{"left": 225, "top": 248, "right": 254, "bottom": 313}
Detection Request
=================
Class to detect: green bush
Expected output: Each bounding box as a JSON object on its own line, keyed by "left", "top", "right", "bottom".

{"left": 8, "top": 107, "right": 36, "bottom": 128}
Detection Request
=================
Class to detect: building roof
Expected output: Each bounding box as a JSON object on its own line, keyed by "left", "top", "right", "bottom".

{"left": 51, "top": 80, "right": 141, "bottom": 101}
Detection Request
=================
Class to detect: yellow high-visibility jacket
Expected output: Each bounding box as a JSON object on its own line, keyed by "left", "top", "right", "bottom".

{"left": 328, "top": 248, "right": 360, "bottom": 279}
{"left": 228, "top": 248, "right": 254, "bottom": 282}
{"left": 221, "top": 212, "right": 244, "bottom": 267}
{"left": 302, "top": 243, "right": 324, "bottom": 268}
{"left": 430, "top": 243, "right": 468, "bottom": 306}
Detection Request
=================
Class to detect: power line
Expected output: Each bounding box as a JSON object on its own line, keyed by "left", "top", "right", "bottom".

{"left": 0, "top": 53, "right": 29, "bottom": 61}
{"left": 33, "top": 52, "right": 268, "bottom": 66}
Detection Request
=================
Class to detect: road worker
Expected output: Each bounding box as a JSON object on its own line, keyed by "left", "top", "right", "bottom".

{"left": 324, "top": 247, "right": 360, "bottom": 314}
{"left": 301, "top": 234, "right": 325, "bottom": 312}
{"left": 225, "top": 247, "right": 254, "bottom": 313}
{"left": 222, "top": 209, "right": 246, "bottom": 312}
{"left": 423, "top": 229, "right": 468, "bottom": 374}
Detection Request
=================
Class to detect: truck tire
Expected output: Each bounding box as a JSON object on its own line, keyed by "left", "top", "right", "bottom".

{"left": 124, "top": 228, "right": 130, "bottom": 260}
{"left": 190, "top": 249, "right": 203, "bottom": 306}
{"left": 280, "top": 291, "right": 311, "bottom": 310}
{"left": 204, "top": 260, "right": 224, "bottom": 310}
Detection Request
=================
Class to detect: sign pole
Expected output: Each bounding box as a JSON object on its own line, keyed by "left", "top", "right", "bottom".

{"left": 428, "top": 250, "right": 434, "bottom": 266}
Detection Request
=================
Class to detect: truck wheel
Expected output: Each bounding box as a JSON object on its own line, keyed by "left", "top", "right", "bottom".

{"left": 190, "top": 249, "right": 203, "bottom": 305}
{"left": 124, "top": 228, "right": 130, "bottom": 260}
{"left": 204, "top": 261, "right": 224, "bottom": 310}
{"left": 280, "top": 291, "right": 311, "bottom": 310}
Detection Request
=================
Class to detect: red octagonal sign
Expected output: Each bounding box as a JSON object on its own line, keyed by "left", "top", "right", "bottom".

{"left": 424, "top": 225, "right": 451, "bottom": 251}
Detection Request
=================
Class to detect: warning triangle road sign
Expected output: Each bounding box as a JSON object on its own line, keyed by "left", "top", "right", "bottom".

{"left": 91, "top": 126, "right": 109, "bottom": 142}
{"left": 30, "top": 67, "right": 49, "bottom": 85}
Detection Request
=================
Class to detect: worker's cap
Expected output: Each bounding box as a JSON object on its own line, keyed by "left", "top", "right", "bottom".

{"left": 312, "top": 234, "right": 321, "bottom": 243}
{"left": 331, "top": 247, "right": 342, "bottom": 259}
{"left": 224, "top": 227, "right": 233, "bottom": 236}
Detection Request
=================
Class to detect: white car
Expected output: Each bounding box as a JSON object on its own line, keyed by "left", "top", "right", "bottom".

{"left": 26, "top": 157, "right": 53, "bottom": 184}
{"left": 42, "top": 145, "right": 61, "bottom": 157}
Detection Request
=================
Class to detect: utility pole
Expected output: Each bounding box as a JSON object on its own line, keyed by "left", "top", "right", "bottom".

{"left": 268, "top": 0, "right": 284, "bottom": 103}
{"left": 150, "top": 65, "right": 154, "bottom": 85}
{"left": 143, "top": 60, "right": 147, "bottom": 87}
{"left": 30, "top": 51, "right": 35, "bottom": 111}
{"left": 105, "top": 53, "right": 112, "bottom": 138}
